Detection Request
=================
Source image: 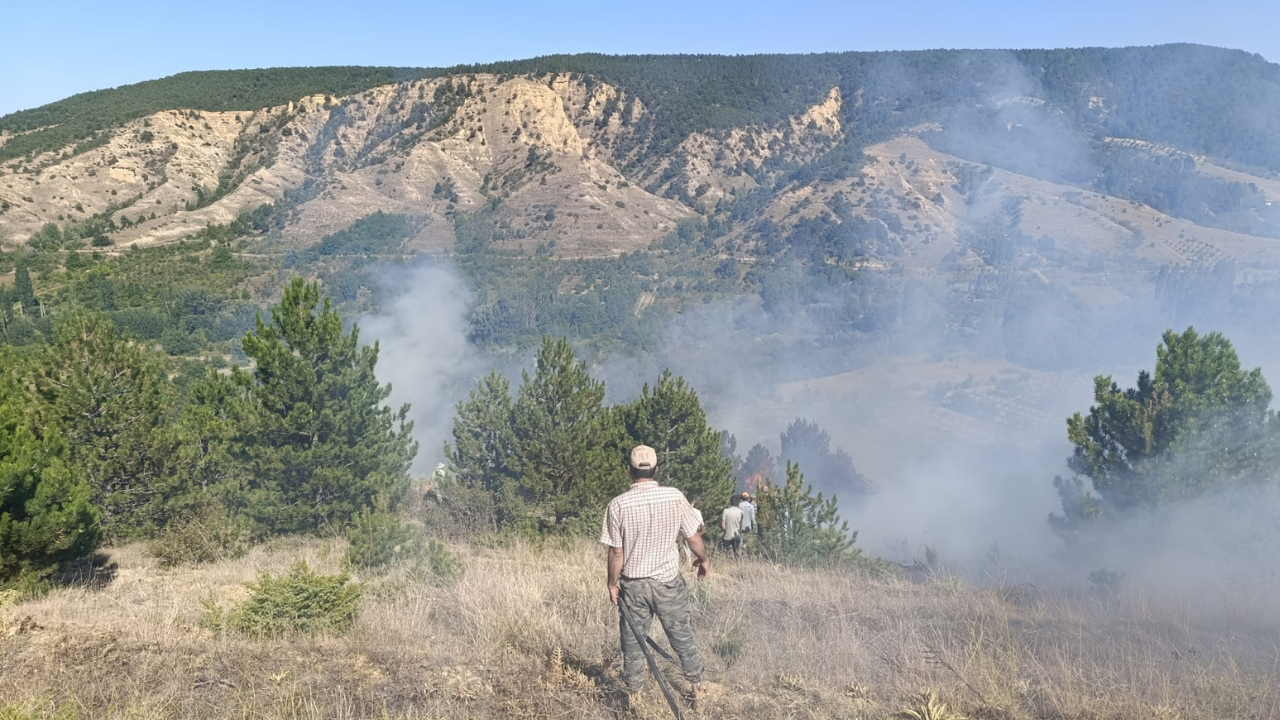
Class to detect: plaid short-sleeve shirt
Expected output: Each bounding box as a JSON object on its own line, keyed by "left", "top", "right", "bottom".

{"left": 600, "top": 480, "right": 702, "bottom": 582}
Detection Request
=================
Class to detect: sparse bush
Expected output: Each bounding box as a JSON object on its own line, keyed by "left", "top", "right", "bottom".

{"left": 420, "top": 479, "right": 496, "bottom": 538}
{"left": 416, "top": 539, "right": 465, "bottom": 586}
{"left": 1087, "top": 568, "right": 1125, "bottom": 599}
{"left": 344, "top": 506, "right": 424, "bottom": 572}
{"left": 148, "top": 502, "right": 247, "bottom": 568}
{"left": 895, "top": 690, "right": 966, "bottom": 720}
{"left": 224, "top": 561, "right": 363, "bottom": 637}
{"left": 712, "top": 632, "right": 745, "bottom": 669}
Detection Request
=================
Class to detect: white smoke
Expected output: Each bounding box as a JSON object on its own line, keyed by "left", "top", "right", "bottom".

{"left": 357, "top": 52, "right": 1280, "bottom": 605}
{"left": 360, "top": 263, "right": 481, "bottom": 473}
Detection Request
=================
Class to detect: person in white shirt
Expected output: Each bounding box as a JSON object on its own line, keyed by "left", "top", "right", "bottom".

{"left": 721, "top": 495, "right": 744, "bottom": 558}
{"left": 738, "top": 491, "right": 757, "bottom": 533}
{"left": 601, "top": 445, "right": 709, "bottom": 709}
{"left": 682, "top": 499, "right": 705, "bottom": 570}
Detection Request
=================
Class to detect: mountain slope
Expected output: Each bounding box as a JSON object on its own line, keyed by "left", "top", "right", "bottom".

{"left": 3, "top": 45, "right": 1280, "bottom": 364}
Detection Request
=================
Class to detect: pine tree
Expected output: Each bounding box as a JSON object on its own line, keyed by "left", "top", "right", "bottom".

{"left": 445, "top": 370, "right": 519, "bottom": 527}
{"left": 34, "top": 311, "right": 181, "bottom": 538}
{"left": 756, "top": 462, "right": 869, "bottom": 569}
{"left": 0, "top": 349, "right": 99, "bottom": 583}
{"left": 511, "top": 337, "right": 619, "bottom": 529}
{"left": 720, "top": 430, "right": 742, "bottom": 483}
{"left": 740, "top": 443, "right": 775, "bottom": 489}
{"left": 13, "top": 264, "right": 34, "bottom": 311}
{"left": 779, "top": 418, "right": 875, "bottom": 497}
{"left": 1055, "top": 327, "right": 1278, "bottom": 534}
{"left": 228, "top": 278, "right": 417, "bottom": 534}
{"left": 615, "top": 370, "right": 734, "bottom": 505}
{"left": 175, "top": 369, "right": 248, "bottom": 497}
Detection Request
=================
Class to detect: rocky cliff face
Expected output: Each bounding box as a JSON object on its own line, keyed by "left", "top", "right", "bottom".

{"left": 0, "top": 74, "right": 698, "bottom": 257}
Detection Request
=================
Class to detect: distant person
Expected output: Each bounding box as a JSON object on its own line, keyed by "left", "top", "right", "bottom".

{"left": 721, "top": 495, "right": 744, "bottom": 558}
{"left": 601, "top": 445, "right": 709, "bottom": 710}
{"left": 739, "top": 491, "right": 756, "bottom": 534}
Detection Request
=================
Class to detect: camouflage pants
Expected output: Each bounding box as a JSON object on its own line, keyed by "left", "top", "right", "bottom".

{"left": 618, "top": 575, "right": 703, "bottom": 691}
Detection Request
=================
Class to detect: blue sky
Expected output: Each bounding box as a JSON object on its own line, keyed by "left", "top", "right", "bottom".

{"left": 2, "top": 0, "right": 1276, "bottom": 117}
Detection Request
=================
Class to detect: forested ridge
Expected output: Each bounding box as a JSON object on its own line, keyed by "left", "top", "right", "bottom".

{"left": 6, "top": 45, "right": 1280, "bottom": 171}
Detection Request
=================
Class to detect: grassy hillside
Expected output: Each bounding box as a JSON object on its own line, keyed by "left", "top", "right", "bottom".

{"left": 2, "top": 536, "right": 1276, "bottom": 719}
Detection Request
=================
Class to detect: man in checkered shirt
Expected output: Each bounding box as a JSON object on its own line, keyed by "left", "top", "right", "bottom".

{"left": 601, "top": 445, "right": 710, "bottom": 709}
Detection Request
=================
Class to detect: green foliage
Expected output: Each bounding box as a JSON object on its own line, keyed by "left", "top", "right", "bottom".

{"left": 1087, "top": 568, "right": 1126, "bottom": 599}
{"left": 344, "top": 505, "right": 424, "bottom": 573}
{"left": 894, "top": 690, "right": 966, "bottom": 720}
{"left": 419, "top": 538, "right": 465, "bottom": 586}
{"left": 1054, "top": 328, "right": 1278, "bottom": 535}
{"left": 316, "top": 212, "right": 420, "bottom": 257}
{"left": 0, "top": 349, "right": 100, "bottom": 584}
{"left": 26, "top": 223, "right": 65, "bottom": 252}
{"left": 13, "top": 265, "right": 34, "bottom": 311}
{"left": 446, "top": 338, "right": 618, "bottom": 532}
{"left": 33, "top": 311, "right": 183, "bottom": 539}
{"left": 447, "top": 340, "right": 739, "bottom": 535}
{"left": 711, "top": 627, "right": 746, "bottom": 669}
{"left": 613, "top": 370, "right": 735, "bottom": 505}
{"left": 0, "top": 701, "right": 80, "bottom": 720}
{"left": 444, "top": 371, "right": 520, "bottom": 527}
{"left": 220, "top": 278, "right": 418, "bottom": 534}
{"left": 739, "top": 443, "right": 775, "bottom": 487}
{"left": 756, "top": 462, "right": 870, "bottom": 569}
{"left": 222, "top": 561, "right": 363, "bottom": 637}
{"left": 510, "top": 337, "right": 620, "bottom": 530}
{"left": 454, "top": 203, "right": 742, "bottom": 352}
{"left": 2, "top": 236, "right": 262, "bottom": 356}
{"left": 147, "top": 500, "right": 247, "bottom": 569}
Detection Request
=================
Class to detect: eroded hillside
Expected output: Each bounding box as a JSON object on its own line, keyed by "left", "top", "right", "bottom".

{"left": 0, "top": 74, "right": 700, "bottom": 257}
{"left": 5, "top": 48, "right": 1280, "bottom": 370}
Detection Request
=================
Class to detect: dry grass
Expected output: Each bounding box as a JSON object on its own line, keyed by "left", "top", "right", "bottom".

{"left": 2, "top": 537, "right": 1278, "bottom": 719}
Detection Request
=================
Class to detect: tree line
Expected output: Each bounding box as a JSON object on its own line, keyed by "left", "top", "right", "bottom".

{"left": 6, "top": 253, "right": 1273, "bottom": 587}
{"left": 443, "top": 336, "right": 879, "bottom": 568}
{"left": 1, "top": 278, "right": 415, "bottom": 586}
{"left": 3, "top": 275, "right": 883, "bottom": 589}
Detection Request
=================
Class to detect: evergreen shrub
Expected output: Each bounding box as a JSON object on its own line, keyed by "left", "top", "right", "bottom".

{"left": 223, "top": 561, "right": 362, "bottom": 637}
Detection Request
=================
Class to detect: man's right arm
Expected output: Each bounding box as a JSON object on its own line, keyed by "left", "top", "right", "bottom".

{"left": 607, "top": 545, "right": 624, "bottom": 605}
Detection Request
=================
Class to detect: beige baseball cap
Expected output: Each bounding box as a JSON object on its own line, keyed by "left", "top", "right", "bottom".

{"left": 629, "top": 445, "right": 657, "bottom": 470}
